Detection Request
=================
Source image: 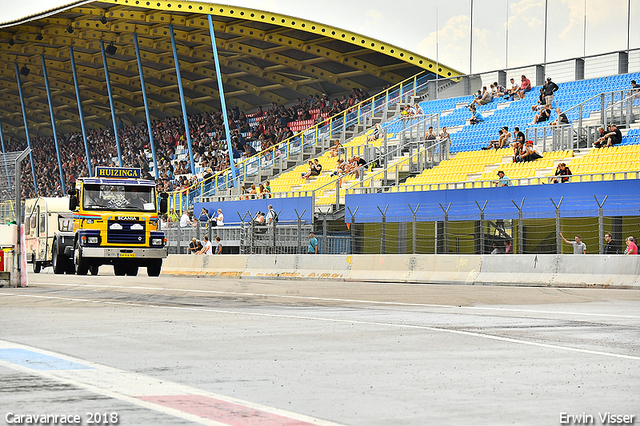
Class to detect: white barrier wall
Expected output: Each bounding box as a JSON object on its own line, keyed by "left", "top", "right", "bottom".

{"left": 162, "top": 254, "right": 640, "bottom": 289}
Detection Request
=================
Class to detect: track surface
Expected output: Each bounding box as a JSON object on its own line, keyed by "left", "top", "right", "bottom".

{"left": 1, "top": 270, "right": 639, "bottom": 426}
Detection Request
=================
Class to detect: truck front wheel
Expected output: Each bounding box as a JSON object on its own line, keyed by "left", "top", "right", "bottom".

{"left": 114, "top": 262, "right": 126, "bottom": 276}
{"left": 74, "top": 241, "right": 89, "bottom": 275}
{"left": 52, "top": 240, "right": 66, "bottom": 274}
{"left": 147, "top": 259, "right": 162, "bottom": 277}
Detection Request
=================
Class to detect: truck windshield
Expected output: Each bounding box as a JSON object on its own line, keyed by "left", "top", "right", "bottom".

{"left": 82, "top": 184, "right": 156, "bottom": 212}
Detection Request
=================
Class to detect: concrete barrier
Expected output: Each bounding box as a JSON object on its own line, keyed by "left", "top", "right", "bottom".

{"left": 162, "top": 253, "right": 640, "bottom": 289}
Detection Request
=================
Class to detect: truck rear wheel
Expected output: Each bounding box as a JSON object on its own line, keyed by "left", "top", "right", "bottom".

{"left": 126, "top": 265, "right": 138, "bottom": 276}
{"left": 89, "top": 265, "right": 99, "bottom": 275}
{"left": 52, "top": 240, "right": 66, "bottom": 275}
{"left": 147, "top": 259, "right": 162, "bottom": 277}
{"left": 114, "top": 263, "right": 126, "bottom": 276}
{"left": 74, "top": 241, "right": 89, "bottom": 275}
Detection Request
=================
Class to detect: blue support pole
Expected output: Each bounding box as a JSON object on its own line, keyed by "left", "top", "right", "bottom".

{"left": 14, "top": 63, "right": 38, "bottom": 195}
{"left": 0, "top": 115, "right": 11, "bottom": 187}
{"left": 100, "top": 41, "right": 123, "bottom": 168}
{"left": 69, "top": 46, "right": 92, "bottom": 177}
{"left": 41, "top": 55, "right": 66, "bottom": 195}
{"left": 133, "top": 34, "right": 159, "bottom": 179}
{"left": 207, "top": 15, "right": 237, "bottom": 183}
{"left": 169, "top": 24, "right": 196, "bottom": 175}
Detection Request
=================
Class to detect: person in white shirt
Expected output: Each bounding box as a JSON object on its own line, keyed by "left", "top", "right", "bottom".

{"left": 215, "top": 209, "right": 224, "bottom": 227}
{"left": 197, "top": 235, "right": 212, "bottom": 255}
{"left": 179, "top": 211, "right": 195, "bottom": 228}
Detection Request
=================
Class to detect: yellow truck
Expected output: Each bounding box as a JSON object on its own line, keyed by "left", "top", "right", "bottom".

{"left": 66, "top": 167, "right": 168, "bottom": 276}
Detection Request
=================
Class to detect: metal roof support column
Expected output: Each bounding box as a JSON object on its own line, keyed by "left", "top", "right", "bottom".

{"left": 208, "top": 15, "right": 237, "bottom": 183}
{"left": 133, "top": 34, "right": 159, "bottom": 179}
{"left": 169, "top": 24, "right": 196, "bottom": 176}
{"left": 69, "top": 46, "right": 92, "bottom": 177}
{"left": 100, "top": 41, "right": 123, "bottom": 168}
{"left": 14, "top": 63, "right": 38, "bottom": 195}
{"left": 41, "top": 56, "right": 66, "bottom": 195}
{"left": 0, "top": 115, "right": 11, "bottom": 187}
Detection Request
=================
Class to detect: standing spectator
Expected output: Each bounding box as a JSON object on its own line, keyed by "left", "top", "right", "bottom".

{"left": 560, "top": 233, "right": 586, "bottom": 254}
{"left": 504, "top": 240, "right": 513, "bottom": 254}
{"left": 424, "top": 126, "right": 436, "bottom": 142}
{"left": 308, "top": 232, "right": 318, "bottom": 254}
{"left": 266, "top": 204, "right": 278, "bottom": 225}
{"left": 604, "top": 233, "right": 620, "bottom": 254}
{"left": 495, "top": 171, "right": 513, "bottom": 187}
{"left": 517, "top": 75, "right": 532, "bottom": 99}
{"left": 439, "top": 126, "right": 450, "bottom": 144}
{"left": 543, "top": 77, "right": 559, "bottom": 105}
{"left": 215, "top": 208, "right": 224, "bottom": 227}
{"left": 197, "top": 235, "right": 212, "bottom": 255}
{"left": 624, "top": 236, "right": 638, "bottom": 255}
{"left": 630, "top": 79, "right": 639, "bottom": 96}
{"left": 198, "top": 207, "right": 210, "bottom": 222}
{"left": 214, "top": 236, "right": 223, "bottom": 254}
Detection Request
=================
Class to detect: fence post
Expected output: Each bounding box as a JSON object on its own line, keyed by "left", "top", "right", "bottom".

{"left": 249, "top": 210, "right": 256, "bottom": 254}
{"left": 438, "top": 202, "right": 451, "bottom": 254}
{"left": 594, "top": 195, "right": 608, "bottom": 254}
{"left": 550, "top": 197, "right": 564, "bottom": 254}
{"left": 511, "top": 199, "right": 525, "bottom": 254}
{"left": 408, "top": 203, "right": 420, "bottom": 254}
{"left": 322, "top": 212, "right": 328, "bottom": 254}
{"left": 347, "top": 206, "right": 359, "bottom": 255}
{"left": 294, "top": 208, "right": 306, "bottom": 255}
{"left": 475, "top": 201, "right": 488, "bottom": 254}
{"left": 376, "top": 204, "right": 389, "bottom": 254}
{"left": 272, "top": 210, "right": 281, "bottom": 254}
{"left": 237, "top": 211, "right": 249, "bottom": 254}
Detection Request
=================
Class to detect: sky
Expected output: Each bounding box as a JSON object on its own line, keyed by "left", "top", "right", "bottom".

{"left": 2, "top": 0, "right": 639, "bottom": 74}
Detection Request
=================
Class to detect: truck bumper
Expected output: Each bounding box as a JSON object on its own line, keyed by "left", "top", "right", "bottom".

{"left": 80, "top": 247, "right": 167, "bottom": 259}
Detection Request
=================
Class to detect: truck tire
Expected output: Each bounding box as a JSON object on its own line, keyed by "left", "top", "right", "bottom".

{"left": 114, "top": 263, "right": 127, "bottom": 276}
{"left": 33, "top": 261, "right": 41, "bottom": 273}
{"left": 52, "top": 240, "right": 66, "bottom": 275}
{"left": 89, "top": 265, "right": 99, "bottom": 275}
{"left": 74, "top": 241, "right": 89, "bottom": 275}
{"left": 126, "top": 265, "right": 138, "bottom": 276}
{"left": 147, "top": 259, "right": 162, "bottom": 277}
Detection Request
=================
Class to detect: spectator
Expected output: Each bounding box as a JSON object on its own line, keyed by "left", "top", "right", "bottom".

{"left": 531, "top": 88, "right": 546, "bottom": 111}
{"left": 550, "top": 163, "right": 572, "bottom": 183}
{"left": 506, "top": 78, "right": 519, "bottom": 100}
{"left": 483, "top": 129, "right": 504, "bottom": 150}
{"left": 214, "top": 236, "right": 223, "bottom": 254}
{"left": 521, "top": 141, "right": 543, "bottom": 162}
{"left": 308, "top": 232, "right": 318, "bottom": 254}
{"left": 352, "top": 155, "right": 367, "bottom": 179}
{"left": 254, "top": 211, "right": 266, "bottom": 225}
{"left": 258, "top": 183, "right": 266, "bottom": 199}
{"left": 439, "top": 126, "right": 450, "bottom": 144}
{"left": 180, "top": 210, "right": 195, "bottom": 228}
{"left": 513, "top": 126, "right": 525, "bottom": 145}
{"left": 593, "top": 127, "right": 608, "bottom": 148}
{"left": 495, "top": 170, "right": 513, "bottom": 187}
{"left": 198, "top": 207, "right": 210, "bottom": 222}
{"left": 301, "top": 160, "right": 315, "bottom": 179}
{"left": 532, "top": 104, "right": 552, "bottom": 124}
{"left": 266, "top": 204, "right": 278, "bottom": 225}
{"left": 560, "top": 233, "right": 586, "bottom": 254}
{"left": 512, "top": 142, "right": 524, "bottom": 162}
{"left": 215, "top": 208, "right": 224, "bottom": 227}
{"left": 543, "top": 77, "right": 559, "bottom": 105}
{"left": 604, "top": 233, "right": 620, "bottom": 254}
{"left": 330, "top": 140, "right": 342, "bottom": 157}
{"left": 188, "top": 238, "right": 200, "bottom": 254}
{"left": 414, "top": 103, "right": 425, "bottom": 115}
{"left": 504, "top": 240, "right": 513, "bottom": 254}
{"left": 368, "top": 123, "right": 384, "bottom": 142}
{"left": 331, "top": 158, "right": 346, "bottom": 177}
{"left": 550, "top": 108, "right": 570, "bottom": 126}
{"left": 469, "top": 106, "right": 484, "bottom": 125}
{"left": 491, "top": 242, "right": 502, "bottom": 254}
{"left": 469, "top": 86, "right": 492, "bottom": 108}
{"left": 492, "top": 81, "right": 506, "bottom": 98}
{"left": 631, "top": 79, "right": 640, "bottom": 98}
{"left": 424, "top": 126, "right": 436, "bottom": 142}
{"left": 196, "top": 235, "right": 212, "bottom": 255}
{"left": 624, "top": 236, "right": 638, "bottom": 255}
{"left": 517, "top": 75, "right": 532, "bottom": 99}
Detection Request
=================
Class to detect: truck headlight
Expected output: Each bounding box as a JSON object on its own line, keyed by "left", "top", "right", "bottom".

{"left": 87, "top": 236, "right": 99, "bottom": 244}
{"left": 151, "top": 238, "right": 163, "bottom": 246}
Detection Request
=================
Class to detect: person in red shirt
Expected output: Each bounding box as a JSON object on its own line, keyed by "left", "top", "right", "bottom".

{"left": 625, "top": 237, "right": 638, "bottom": 255}
{"left": 517, "top": 75, "right": 532, "bottom": 100}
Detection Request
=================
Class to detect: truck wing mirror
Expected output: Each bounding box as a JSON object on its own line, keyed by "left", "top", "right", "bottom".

{"left": 159, "top": 192, "right": 168, "bottom": 214}
{"left": 68, "top": 188, "right": 78, "bottom": 211}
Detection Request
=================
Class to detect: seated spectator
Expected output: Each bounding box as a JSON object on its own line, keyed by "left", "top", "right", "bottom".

{"left": 531, "top": 88, "right": 546, "bottom": 111}
{"left": 352, "top": 155, "right": 367, "bottom": 179}
{"left": 249, "top": 184, "right": 257, "bottom": 199}
{"left": 188, "top": 238, "right": 200, "bottom": 254}
{"left": 494, "top": 170, "right": 513, "bottom": 187}
{"left": 469, "top": 86, "right": 492, "bottom": 108}
{"left": 512, "top": 126, "right": 525, "bottom": 146}
{"left": 506, "top": 78, "right": 519, "bottom": 100}
{"left": 467, "top": 90, "right": 482, "bottom": 108}
{"left": 313, "top": 159, "right": 323, "bottom": 175}
{"left": 543, "top": 77, "right": 559, "bottom": 105}
{"left": 550, "top": 162, "right": 572, "bottom": 183}
{"left": 368, "top": 123, "right": 384, "bottom": 142}
{"left": 482, "top": 129, "right": 504, "bottom": 150}
{"left": 550, "top": 108, "right": 570, "bottom": 126}
{"left": 301, "top": 160, "right": 315, "bottom": 179}
{"left": 512, "top": 142, "right": 525, "bottom": 163}
{"left": 594, "top": 124, "right": 622, "bottom": 148}
{"left": 517, "top": 75, "right": 532, "bottom": 99}
{"left": 331, "top": 158, "right": 346, "bottom": 177}
{"left": 196, "top": 235, "right": 212, "bottom": 255}
{"left": 532, "top": 104, "right": 552, "bottom": 124}
{"left": 469, "top": 106, "right": 484, "bottom": 125}
{"left": 401, "top": 104, "right": 417, "bottom": 119}
{"left": 592, "top": 127, "right": 607, "bottom": 148}
{"left": 520, "top": 141, "right": 543, "bottom": 162}
{"left": 504, "top": 240, "right": 513, "bottom": 254}
{"left": 330, "top": 140, "right": 342, "bottom": 157}
{"left": 254, "top": 211, "right": 266, "bottom": 225}
{"left": 258, "top": 183, "right": 266, "bottom": 199}
{"left": 180, "top": 210, "right": 195, "bottom": 227}
{"left": 493, "top": 81, "right": 506, "bottom": 98}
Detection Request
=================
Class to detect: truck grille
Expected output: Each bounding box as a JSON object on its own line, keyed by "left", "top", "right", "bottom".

{"left": 107, "top": 220, "right": 146, "bottom": 245}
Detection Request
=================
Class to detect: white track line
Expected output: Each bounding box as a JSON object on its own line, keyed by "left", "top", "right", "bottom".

{"left": 1, "top": 292, "right": 639, "bottom": 362}
{"left": 24, "top": 281, "right": 640, "bottom": 320}
{"left": 0, "top": 339, "right": 344, "bottom": 426}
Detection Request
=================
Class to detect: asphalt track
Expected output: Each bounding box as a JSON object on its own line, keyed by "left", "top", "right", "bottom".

{"left": 0, "top": 269, "right": 639, "bottom": 426}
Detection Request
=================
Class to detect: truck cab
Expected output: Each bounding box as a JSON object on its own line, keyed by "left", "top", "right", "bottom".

{"left": 67, "top": 167, "right": 168, "bottom": 276}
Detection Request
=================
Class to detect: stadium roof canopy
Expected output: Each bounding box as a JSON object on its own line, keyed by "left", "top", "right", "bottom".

{"left": 0, "top": 0, "right": 461, "bottom": 138}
